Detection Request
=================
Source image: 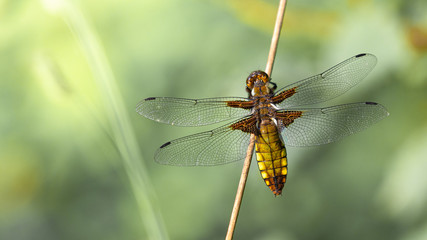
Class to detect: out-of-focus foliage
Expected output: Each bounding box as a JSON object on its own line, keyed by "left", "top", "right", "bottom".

{"left": 1, "top": 0, "right": 426, "bottom": 239}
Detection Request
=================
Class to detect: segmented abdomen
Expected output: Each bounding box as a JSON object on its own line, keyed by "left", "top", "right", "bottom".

{"left": 255, "top": 119, "right": 287, "bottom": 195}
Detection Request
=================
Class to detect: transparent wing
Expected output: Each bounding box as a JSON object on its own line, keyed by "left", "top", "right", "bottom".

{"left": 155, "top": 119, "right": 252, "bottom": 166}
{"left": 136, "top": 97, "right": 251, "bottom": 126}
{"left": 274, "top": 53, "right": 377, "bottom": 108}
{"left": 279, "top": 102, "right": 389, "bottom": 147}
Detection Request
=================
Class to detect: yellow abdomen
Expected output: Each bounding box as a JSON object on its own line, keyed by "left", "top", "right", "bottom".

{"left": 255, "top": 119, "right": 287, "bottom": 195}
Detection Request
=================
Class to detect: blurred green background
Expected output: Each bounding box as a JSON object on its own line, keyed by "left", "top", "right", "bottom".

{"left": 1, "top": 0, "right": 427, "bottom": 239}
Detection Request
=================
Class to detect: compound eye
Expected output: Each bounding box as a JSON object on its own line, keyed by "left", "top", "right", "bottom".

{"left": 246, "top": 77, "right": 255, "bottom": 89}
{"left": 259, "top": 72, "right": 269, "bottom": 83}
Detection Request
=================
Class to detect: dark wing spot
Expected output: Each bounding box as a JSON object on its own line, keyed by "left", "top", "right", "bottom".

{"left": 226, "top": 100, "right": 255, "bottom": 109}
{"left": 365, "top": 102, "right": 378, "bottom": 105}
{"left": 271, "top": 87, "right": 297, "bottom": 104}
{"left": 355, "top": 53, "right": 367, "bottom": 58}
{"left": 160, "top": 142, "right": 171, "bottom": 148}
{"left": 229, "top": 116, "right": 258, "bottom": 135}
{"left": 275, "top": 111, "right": 303, "bottom": 127}
{"left": 145, "top": 97, "right": 156, "bottom": 101}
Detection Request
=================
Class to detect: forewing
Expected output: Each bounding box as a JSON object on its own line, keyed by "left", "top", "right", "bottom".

{"left": 155, "top": 117, "right": 255, "bottom": 166}
{"left": 136, "top": 97, "right": 252, "bottom": 126}
{"left": 278, "top": 102, "right": 389, "bottom": 146}
{"left": 273, "top": 53, "right": 377, "bottom": 108}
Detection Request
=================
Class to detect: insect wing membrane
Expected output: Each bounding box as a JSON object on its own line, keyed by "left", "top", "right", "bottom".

{"left": 136, "top": 97, "right": 251, "bottom": 126}
{"left": 278, "top": 102, "right": 389, "bottom": 146}
{"left": 273, "top": 54, "right": 377, "bottom": 108}
{"left": 155, "top": 118, "right": 254, "bottom": 166}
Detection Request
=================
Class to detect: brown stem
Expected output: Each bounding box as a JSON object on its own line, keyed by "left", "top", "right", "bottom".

{"left": 265, "top": 0, "right": 288, "bottom": 77}
{"left": 225, "top": 135, "right": 255, "bottom": 240}
{"left": 225, "top": 0, "right": 288, "bottom": 239}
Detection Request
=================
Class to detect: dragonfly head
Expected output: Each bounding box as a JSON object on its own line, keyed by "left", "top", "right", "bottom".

{"left": 246, "top": 70, "right": 270, "bottom": 89}
{"left": 246, "top": 70, "right": 270, "bottom": 96}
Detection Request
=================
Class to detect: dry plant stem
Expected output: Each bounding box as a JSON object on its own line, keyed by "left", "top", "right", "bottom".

{"left": 225, "top": 0, "right": 288, "bottom": 239}
{"left": 265, "top": 0, "right": 288, "bottom": 76}
{"left": 226, "top": 135, "right": 255, "bottom": 240}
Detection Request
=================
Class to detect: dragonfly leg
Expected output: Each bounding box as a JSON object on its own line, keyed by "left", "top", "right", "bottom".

{"left": 269, "top": 82, "right": 277, "bottom": 92}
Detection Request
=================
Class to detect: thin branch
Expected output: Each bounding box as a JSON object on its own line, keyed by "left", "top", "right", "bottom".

{"left": 265, "top": 0, "right": 288, "bottom": 76}
{"left": 226, "top": 135, "right": 255, "bottom": 240}
{"left": 225, "top": 0, "right": 288, "bottom": 239}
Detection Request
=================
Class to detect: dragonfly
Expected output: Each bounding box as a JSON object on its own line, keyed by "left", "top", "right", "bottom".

{"left": 136, "top": 53, "right": 389, "bottom": 196}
